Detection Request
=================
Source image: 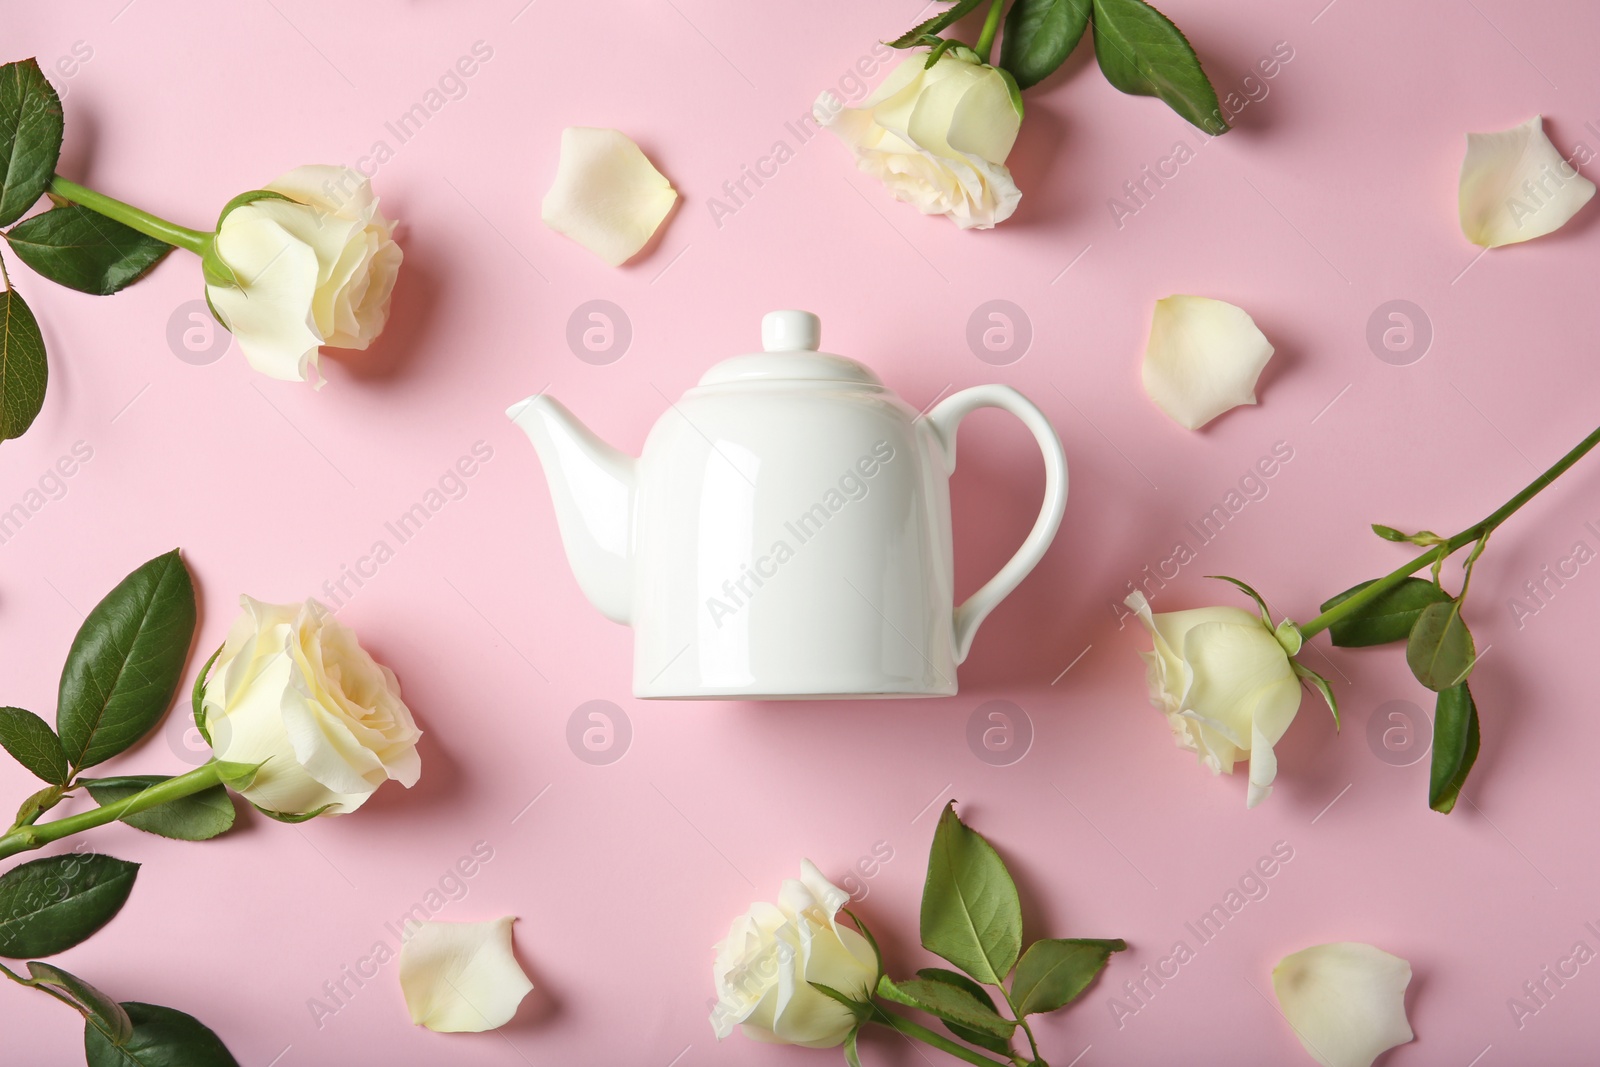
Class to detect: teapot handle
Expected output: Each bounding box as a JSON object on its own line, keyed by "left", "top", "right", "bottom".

{"left": 923, "top": 385, "right": 1068, "bottom": 664}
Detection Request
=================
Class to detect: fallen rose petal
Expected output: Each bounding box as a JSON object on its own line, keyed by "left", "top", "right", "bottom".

{"left": 1272, "top": 942, "right": 1414, "bottom": 1067}
{"left": 1141, "top": 295, "right": 1275, "bottom": 430}
{"left": 541, "top": 127, "right": 677, "bottom": 265}
{"left": 399, "top": 917, "right": 533, "bottom": 1033}
{"left": 1459, "top": 115, "right": 1594, "bottom": 247}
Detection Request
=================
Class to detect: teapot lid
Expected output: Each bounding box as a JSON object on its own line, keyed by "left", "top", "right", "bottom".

{"left": 696, "top": 310, "right": 883, "bottom": 387}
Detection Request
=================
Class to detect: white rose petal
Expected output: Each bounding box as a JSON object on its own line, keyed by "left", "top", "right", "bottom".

{"left": 202, "top": 596, "right": 422, "bottom": 816}
{"left": 207, "top": 214, "right": 324, "bottom": 383}
{"left": 711, "top": 860, "right": 879, "bottom": 1049}
{"left": 1272, "top": 942, "right": 1414, "bottom": 1067}
{"left": 207, "top": 165, "right": 402, "bottom": 384}
{"left": 817, "top": 53, "right": 1022, "bottom": 230}
{"left": 399, "top": 917, "right": 533, "bottom": 1033}
{"left": 1125, "top": 592, "right": 1302, "bottom": 807}
{"left": 1459, "top": 115, "right": 1595, "bottom": 247}
{"left": 1141, "top": 295, "right": 1275, "bottom": 430}
{"left": 541, "top": 127, "right": 677, "bottom": 266}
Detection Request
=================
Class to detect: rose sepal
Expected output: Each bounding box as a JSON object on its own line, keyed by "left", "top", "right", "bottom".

{"left": 250, "top": 801, "right": 336, "bottom": 824}
{"left": 213, "top": 760, "right": 263, "bottom": 793}
{"left": 808, "top": 981, "right": 874, "bottom": 1024}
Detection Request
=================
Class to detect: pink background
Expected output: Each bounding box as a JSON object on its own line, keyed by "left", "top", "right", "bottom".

{"left": 6, "top": 0, "right": 1600, "bottom": 1063}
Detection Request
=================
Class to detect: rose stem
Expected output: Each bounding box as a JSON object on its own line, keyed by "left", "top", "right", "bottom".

{"left": 1298, "top": 420, "right": 1600, "bottom": 640}
{"left": 869, "top": 1008, "right": 1016, "bottom": 1066}
{"left": 0, "top": 761, "right": 224, "bottom": 860}
{"left": 974, "top": 0, "right": 1007, "bottom": 65}
{"left": 48, "top": 176, "right": 210, "bottom": 254}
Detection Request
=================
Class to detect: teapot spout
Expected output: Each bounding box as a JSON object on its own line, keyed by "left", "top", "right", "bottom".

{"left": 506, "top": 394, "right": 635, "bottom": 624}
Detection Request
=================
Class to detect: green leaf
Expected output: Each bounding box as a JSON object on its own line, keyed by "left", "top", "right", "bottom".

{"left": 0, "top": 60, "right": 64, "bottom": 228}
{"left": 25, "top": 961, "right": 132, "bottom": 1044}
{"left": 1207, "top": 574, "right": 1271, "bottom": 625}
{"left": 57, "top": 550, "right": 196, "bottom": 771}
{"left": 1371, "top": 524, "right": 1408, "bottom": 542}
{"left": 1320, "top": 577, "right": 1452, "bottom": 648}
{"left": 1011, "top": 938, "right": 1125, "bottom": 1015}
{"left": 14, "top": 784, "right": 62, "bottom": 827}
{"left": 1405, "top": 599, "right": 1476, "bottom": 692}
{"left": 1429, "top": 684, "right": 1480, "bottom": 815}
{"left": 1090, "top": 0, "right": 1226, "bottom": 133}
{"left": 915, "top": 968, "right": 1015, "bottom": 1055}
{"left": 84, "top": 1002, "right": 240, "bottom": 1067}
{"left": 915, "top": 967, "right": 999, "bottom": 1007}
{"left": 0, "top": 706, "right": 68, "bottom": 784}
{"left": 876, "top": 975, "right": 1016, "bottom": 1039}
{"left": 890, "top": 0, "right": 985, "bottom": 49}
{"left": 5, "top": 206, "right": 171, "bottom": 295}
{"left": 0, "top": 853, "right": 138, "bottom": 958}
{"left": 82, "top": 776, "right": 235, "bottom": 842}
{"left": 0, "top": 287, "right": 48, "bottom": 442}
{"left": 999, "top": 0, "right": 1092, "bottom": 89}
{"left": 920, "top": 803, "right": 1022, "bottom": 986}
{"left": 1291, "top": 662, "right": 1339, "bottom": 730}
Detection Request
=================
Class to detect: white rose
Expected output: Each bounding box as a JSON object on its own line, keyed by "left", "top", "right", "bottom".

{"left": 1126, "top": 592, "right": 1302, "bottom": 807}
{"left": 816, "top": 52, "right": 1022, "bottom": 229}
{"left": 206, "top": 165, "right": 402, "bottom": 384}
{"left": 710, "top": 860, "right": 879, "bottom": 1048}
{"left": 200, "top": 596, "right": 422, "bottom": 816}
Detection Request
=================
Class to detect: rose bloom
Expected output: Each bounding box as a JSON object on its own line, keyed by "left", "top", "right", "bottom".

{"left": 710, "top": 861, "right": 878, "bottom": 1048}
{"left": 200, "top": 596, "right": 421, "bottom": 816}
{"left": 207, "top": 165, "right": 402, "bottom": 384}
{"left": 1126, "top": 591, "right": 1302, "bottom": 807}
{"left": 816, "top": 52, "right": 1022, "bottom": 229}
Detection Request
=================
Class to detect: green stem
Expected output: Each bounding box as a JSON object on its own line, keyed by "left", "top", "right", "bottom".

{"left": 998, "top": 987, "right": 1041, "bottom": 1063}
{"left": 1299, "top": 420, "right": 1600, "bottom": 640}
{"left": 869, "top": 1006, "right": 1014, "bottom": 1067}
{"left": 0, "top": 761, "right": 223, "bottom": 861}
{"left": 48, "top": 176, "right": 210, "bottom": 255}
{"left": 974, "top": 0, "right": 1006, "bottom": 65}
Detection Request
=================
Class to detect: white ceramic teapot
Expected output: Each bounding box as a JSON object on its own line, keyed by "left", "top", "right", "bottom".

{"left": 507, "top": 310, "right": 1067, "bottom": 699}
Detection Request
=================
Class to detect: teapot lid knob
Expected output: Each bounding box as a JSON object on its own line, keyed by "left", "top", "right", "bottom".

{"left": 761, "top": 310, "right": 821, "bottom": 352}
